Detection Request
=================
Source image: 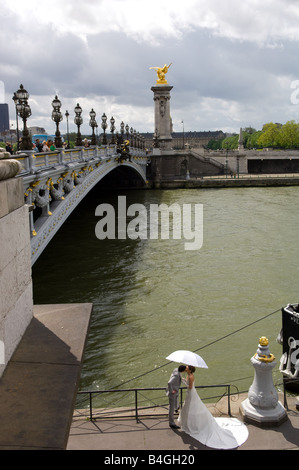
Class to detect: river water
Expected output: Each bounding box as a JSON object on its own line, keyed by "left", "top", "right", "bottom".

{"left": 32, "top": 185, "right": 299, "bottom": 403}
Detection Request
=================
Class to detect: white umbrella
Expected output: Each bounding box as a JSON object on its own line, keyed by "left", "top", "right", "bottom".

{"left": 166, "top": 350, "right": 208, "bottom": 369}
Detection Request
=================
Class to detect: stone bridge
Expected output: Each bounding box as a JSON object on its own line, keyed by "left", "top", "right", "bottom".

{"left": 14, "top": 145, "right": 148, "bottom": 265}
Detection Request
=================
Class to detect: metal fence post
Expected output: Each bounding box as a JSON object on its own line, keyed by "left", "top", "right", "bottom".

{"left": 227, "top": 385, "right": 232, "bottom": 417}
{"left": 89, "top": 392, "right": 93, "bottom": 421}
{"left": 135, "top": 389, "right": 139, "bottom": 423}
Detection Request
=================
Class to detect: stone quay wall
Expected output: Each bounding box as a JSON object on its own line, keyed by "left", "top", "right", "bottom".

{"left": 0, "top": 174, "right": 33, "bottom": 377}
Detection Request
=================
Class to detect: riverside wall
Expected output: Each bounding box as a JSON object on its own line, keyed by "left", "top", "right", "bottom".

{"left": 148, "top": 175, "right": 299, "bottom": 189}
{"left": 0, "top": 158, "right": 33, "bottom": 378}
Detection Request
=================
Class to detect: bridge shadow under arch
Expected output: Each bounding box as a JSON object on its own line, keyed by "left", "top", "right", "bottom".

{"left": 98, "top": 164, "right": 147, "bottom": 189}
{"left": 30, "top": 160, "right": 147, "bottom": 265}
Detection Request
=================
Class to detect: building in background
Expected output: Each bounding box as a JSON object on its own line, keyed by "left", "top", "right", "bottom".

{"left": 0, "top": 104, "right": 9, "bottom": 134}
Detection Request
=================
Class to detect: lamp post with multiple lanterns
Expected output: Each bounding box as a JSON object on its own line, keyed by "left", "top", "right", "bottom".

{"left": 101, "top": 113, "right": 107, "bottom": 145}
{"left": 11, "top": 87, "right": 143, "bottom": 152}
{"left": 89, "top": 108, "right": 97, "bottom": 146}
{"left": 110, "top": 116, "right": 116, "bottom": 144}
{"left": 65, "top": 110, "right": 70, "bottom": 148}
{"left": 13, "top": 84, "right": 32, "bottom": 151}
{"left": 51, "top": 95, "right": 63, "bottom": 148}
{"left": 74, "top": 103, "right": 83, "bottom": 147}
{"left": 120, "top": 121, "right": 125, "bottom": 144}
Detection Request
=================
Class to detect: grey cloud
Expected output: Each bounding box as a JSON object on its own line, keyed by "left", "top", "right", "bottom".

{"left": 2, "top": 1, "right": 299, "bottom": 134}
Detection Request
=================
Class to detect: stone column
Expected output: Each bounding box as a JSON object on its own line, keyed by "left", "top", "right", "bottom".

{"left": 0, "top": 154, "right": 33, "bottom": 377}
{"left": 240, "top": 336, "right": 287, "bottom": 427}
{"left": 151, "top": 85, "right": 173, "bottom": 149}
{"left": 238, "top": 127, "right": 244, "bottom": 150}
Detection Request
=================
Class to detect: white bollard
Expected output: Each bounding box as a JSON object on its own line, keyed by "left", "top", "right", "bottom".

{"left": 240, "top": 336, "right": 287, "bottom": 427}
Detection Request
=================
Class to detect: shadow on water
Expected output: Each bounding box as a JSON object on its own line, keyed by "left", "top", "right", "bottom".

{"left": 32, "top": 182, "right": 164, "bottom": 392}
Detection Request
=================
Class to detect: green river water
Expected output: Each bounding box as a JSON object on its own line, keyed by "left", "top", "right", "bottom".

{"left": 32, "top": 185, "right": 299, "bottom": 405}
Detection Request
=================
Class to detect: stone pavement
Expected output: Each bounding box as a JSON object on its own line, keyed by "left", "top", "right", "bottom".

{"left": 67, "top": 394, "right": 299, "bottom": 451}
{"left": 0, "top": 303, "right": 92, "bottom": 450}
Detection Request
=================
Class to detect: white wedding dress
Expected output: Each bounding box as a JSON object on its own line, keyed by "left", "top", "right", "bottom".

{"left": 178, "top": 382, "right": 248, "bottom": 449}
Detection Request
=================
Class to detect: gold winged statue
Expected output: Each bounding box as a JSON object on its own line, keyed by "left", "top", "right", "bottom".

{"left": 150, "top": 63, "right": 172, "bottom": 84}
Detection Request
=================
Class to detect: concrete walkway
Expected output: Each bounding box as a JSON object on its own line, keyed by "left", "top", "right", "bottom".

{"left": 67, "top": 394, "right": 299, "bottom": 451}
{"left": 0, "top": 304, "right": 92, "bottom": 450}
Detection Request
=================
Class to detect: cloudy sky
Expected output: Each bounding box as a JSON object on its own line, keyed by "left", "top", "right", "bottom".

{"left": 2, "top": 0, "right": 299, "bottom": 136}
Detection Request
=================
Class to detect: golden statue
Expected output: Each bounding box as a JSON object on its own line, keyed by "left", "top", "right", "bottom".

{"left": 150, "top": 63, "right": 172, "bottom": 84}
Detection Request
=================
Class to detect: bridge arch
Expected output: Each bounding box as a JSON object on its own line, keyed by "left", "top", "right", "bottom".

{"left": 98, "top": 163, "right": 147, "bottom": 189}
{"left": 16, "top": 146, "right": 148, "bottom": 265}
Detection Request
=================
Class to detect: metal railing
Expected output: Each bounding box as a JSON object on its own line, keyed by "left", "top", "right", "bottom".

{"left": 76, "top": 384, "right": 232, "bottom": 422}
{"left": 202, "top": 173, "right": 299, "bottom": 179}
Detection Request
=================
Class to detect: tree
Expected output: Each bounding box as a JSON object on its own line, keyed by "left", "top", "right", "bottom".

{"left": 221, "top": 134, "right": 239, "bottom": 149}
{"left": 279, "top": 120, "right": 299, "bottom": 148}
{"left": 207, "top": 138, "right": 224, "bottom": 150}
{"left": 246, "top": 130, "right": 263, "bottom": 149}
{"left": 257, "top": 122, "right": 280, "bottom": 148}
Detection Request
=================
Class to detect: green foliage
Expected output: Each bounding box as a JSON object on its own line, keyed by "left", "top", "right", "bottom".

{"left": 278, "top": 120, "right": 299, "bottom": 148}
{"left": 246, "top": 130, "right": 263, "bottom": 149}
{"left": 208, "top": 121, "right": 299, "bottom": 150}
{"left": 221, "top": 134, "right": 239, "bottom": 149}
{"left": 257, "top": 122, "right": 280, "bottom": 148}
{"left": 220, "top": 130, "right": 263, "bottom": 150}
{"left": 257, "top": 121, "right": 299, "bottom": 149}
{"left": 207, "top": 138, "right": 223, "bottom": 150}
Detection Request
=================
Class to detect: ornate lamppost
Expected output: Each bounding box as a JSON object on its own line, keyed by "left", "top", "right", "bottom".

{"left": 125, "top": 124, "right": 129, "bottom": 141}
{"left": 110, "top": 116, "right": 115, "bottom": 144}
{"left": 89, "top": 108, "right": 97, "bottom": 146}
{"left": 13, "top": 84, "right": 32, "bottom": 150}
{"left": 133, "top": 129, "right": 137, "bottom": 148}
{"left": 65, "top": 110, "right": 70, "bottom": 148}
{"left": 120, "top": 121, "right": 124, "bottom": 144}
{"left": 130, "top": 127, "right": 134, "bottom": 147}
{"left": 74, "top": 103, "right": 83, "bottom": 147}
{"left": 51, "top": 95, "right": 63, "bottom": 148}
{"left": 137, "top": 132, "right": 140, "bottom": 149}
{"left": 12, "top": 94, "right": 20, "bottom": 151}
{"left": 95, "top": 122, "right": 98, "bottom": 145}
{"left": 101, "top": 113, "right": 107, "bottom": 145}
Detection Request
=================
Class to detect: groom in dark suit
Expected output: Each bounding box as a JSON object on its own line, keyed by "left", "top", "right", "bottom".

{"left": 166, "top": 365, "right": 186, "bottom": 428}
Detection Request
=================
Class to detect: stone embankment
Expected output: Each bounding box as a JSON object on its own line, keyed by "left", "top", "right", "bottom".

{"left": 149, "top": 174, "right": 299, "bottom": 189}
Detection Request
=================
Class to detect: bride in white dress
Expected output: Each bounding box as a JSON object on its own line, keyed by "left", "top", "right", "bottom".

{"left": 178, "top": 366, "right": 248, "bottom": 449}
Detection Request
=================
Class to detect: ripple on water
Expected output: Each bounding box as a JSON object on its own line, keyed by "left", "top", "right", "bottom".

{"left": 32, "top": 187, "right": 299, "bottom": 393}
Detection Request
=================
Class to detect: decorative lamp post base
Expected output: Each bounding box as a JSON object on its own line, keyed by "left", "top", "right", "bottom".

{"left": 240, "top": 398, "right": 287, "bottom": 428}
{"left": 240, "top": 337, "right": 287, "bottom": 427}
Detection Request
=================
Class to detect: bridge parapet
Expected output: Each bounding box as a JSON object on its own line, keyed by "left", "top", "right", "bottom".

{"left": 13, "top": 145, "right": 148, "bottom": 264}
{"left": 16, "top": 145, "right": 116, "bottom": 175}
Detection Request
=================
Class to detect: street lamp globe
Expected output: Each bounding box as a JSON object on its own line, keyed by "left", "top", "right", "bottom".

{"left": 16, "top": 84, "right": 29, "bottom": 102}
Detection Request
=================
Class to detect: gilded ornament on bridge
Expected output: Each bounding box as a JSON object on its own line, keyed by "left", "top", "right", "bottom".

{"left": 150, "top": 63, "right": 172, "bottom": 84}
{"left": 253, "top": 336, "right": 275, "bottom": 363}
{"left": 259, "top": 336, "right": 269, "bottom": 346}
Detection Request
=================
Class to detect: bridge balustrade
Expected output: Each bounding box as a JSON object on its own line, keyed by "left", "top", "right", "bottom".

{"left": 14, "top": 144, "right": 128, "bottom": 176}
